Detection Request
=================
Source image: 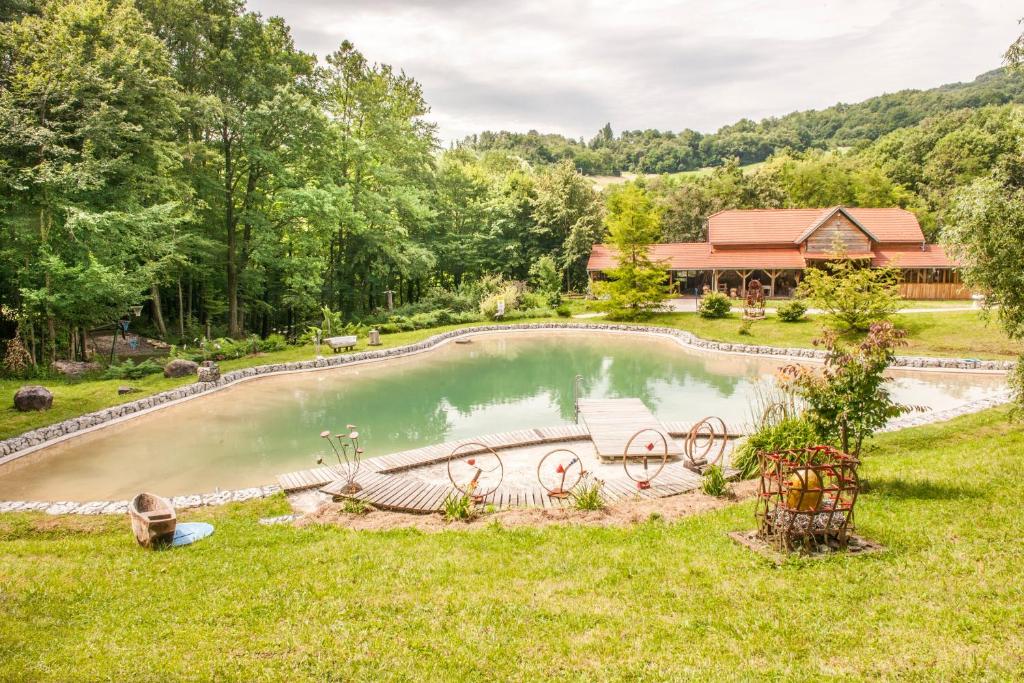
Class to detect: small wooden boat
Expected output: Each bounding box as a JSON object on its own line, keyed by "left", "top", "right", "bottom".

{"left": 129, "top": 492, "right": 177, "bottom": 548}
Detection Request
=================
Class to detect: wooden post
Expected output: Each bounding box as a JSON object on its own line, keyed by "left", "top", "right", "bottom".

{"left": 712, "top": 270, "right": 719, "bottom": 292}
{"left": 736, "top": 270, "right": 752, "bottom": 297}
{"left": 766, "top": 269, "right": 781, "bottom": 297}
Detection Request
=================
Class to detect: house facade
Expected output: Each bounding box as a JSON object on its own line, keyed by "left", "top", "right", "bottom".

{"left": 587, "top": 206, "right": 966, "bottom": 300}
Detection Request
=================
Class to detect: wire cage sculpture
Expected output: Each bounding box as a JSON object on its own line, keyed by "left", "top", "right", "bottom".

{"left": 743, "top": 279, "right": 766, "bottom": 320}
{"left": 684, "top": 416, "right": 728, "bottom": 470}
{"left": 318, "top": 426, "right": 365, "bottom": 494}
{"left": 754, "top": 446, "right": 860, "bottom": 553}
{"left": 448, "top": 442, "right": 504, "bottom": 503}
{"left": 622, "top": 428, "right": 669, "bottom": 490}
{"left": 537, "top": 448, "right": 586, "bottom": 498}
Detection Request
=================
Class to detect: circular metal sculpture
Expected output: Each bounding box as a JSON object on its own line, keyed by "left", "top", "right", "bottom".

{"left": 537, "top": 448, "right": 585, "bottom": 498}
{"left": 447, "top": 442, "right": 504, "bottom": 502}
{"left": 684, "top": 417, "right": 728, "bottom": 469}
{"left": 317, "top": 425, "right": 364, "bottom": 494}
{"left": 622, "top": 428, "right": 669, "bottom": 490}
{"left": 743, "top": 279, "right": 766, "bottom": 320}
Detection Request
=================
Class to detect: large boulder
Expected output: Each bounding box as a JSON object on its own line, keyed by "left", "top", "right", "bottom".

{"left": 14, "top": 385, "right": 53, "bottom": 412}
{"left": 163, "top": 358, "right": 198, "bottom": 378}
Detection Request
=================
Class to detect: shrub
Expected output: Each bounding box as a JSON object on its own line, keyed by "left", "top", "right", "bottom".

{"left": 731, "top": 416, "right": 819, "bottom": 479}
{"left": 780, "top": 322, "right": 909, "bottom": 456}
{"left": 776, "top": 299, "right": 808, "bottom": 322}
{"left": 256, "top": 333, "right": 288, "bottom": 353}
{"left": 700, "top": 465, "right": 729, "bottom": 496}
{"left": 528, "top": 255, "right": 562, "bottom": 305}
{"left": 797, "top": 258, "right": 900, "bottom": 332}
{"left": 503, "top": 306, "right": 555, "bottom": 320}
{"left": 102, "top": 358, "right": 164, "bottom": 380}
{"left": 698, "top": 292, "right": 731, "bottom": 319}
{"left": 442, "top": 492, "right": 478, "bottom": 522}
{"left": 738, "top": 319, "right": 754, "bottom": 336}
{"left": 377, "top": 323, "right": 401, "bottom": 334}
{"left": 556, "top": 305, "right": 572, "bottom": 318}
{"left": 479, "top": 283, "right": 522, "bottom": 319}
{"left": 519, "top": 291, "right": 548, "bottom": 310}
{"left": 570, "top": 475, "right": 605, "bottom": 511}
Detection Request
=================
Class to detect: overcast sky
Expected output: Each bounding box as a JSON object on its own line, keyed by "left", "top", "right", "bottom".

{"left": 247, "top": 0, "right": 1021, "bottom": 144}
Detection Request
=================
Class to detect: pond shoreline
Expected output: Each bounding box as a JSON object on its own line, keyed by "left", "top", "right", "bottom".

{"left": 0, "top": 322, "right": 1013, "bottom": 475}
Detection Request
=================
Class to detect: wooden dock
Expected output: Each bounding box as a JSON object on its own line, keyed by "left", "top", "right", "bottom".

{"left": 576, "top": 398, "right": 683, "bottom": 459}
{"left": 319, "top": 462, "right": 704, "bottom": 513}
{"left": 274, "top": 397, "right": 745, "bottom": 513}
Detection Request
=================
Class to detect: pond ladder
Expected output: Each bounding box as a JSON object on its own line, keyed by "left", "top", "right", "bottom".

{"left": 573, "top": 374, "right": 583, "bottom": 424}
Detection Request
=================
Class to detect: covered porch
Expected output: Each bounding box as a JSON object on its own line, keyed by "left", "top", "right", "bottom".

{"left": 670, "top": 269, "right": 802, "bottom": 298}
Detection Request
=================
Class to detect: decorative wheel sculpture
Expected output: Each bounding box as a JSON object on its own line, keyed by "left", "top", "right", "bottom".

{"left": 684, "top": 416, "right": 728, "bottom": 469}
{"left": 759, "top": 401, "right": 788, "bottom": 429}
{"left": 622, "top": 428, "right": 669, "bottom": 490}
{"left": 537, "top": 448, "right": 586, "bottom": 498}
{"left": 318, "top": 426, "right": 365, "bottom": 494}
{"left": 447, "top": 442, "right": 504, "bottom": 503}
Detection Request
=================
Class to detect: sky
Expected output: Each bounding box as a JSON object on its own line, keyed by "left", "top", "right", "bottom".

{"left": 247, "top": 0, "right": 1022, "bottom": 144}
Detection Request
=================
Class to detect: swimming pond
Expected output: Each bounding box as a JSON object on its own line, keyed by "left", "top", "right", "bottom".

{"left": 0, "top": 331, "right": 1005, "bottom": 500}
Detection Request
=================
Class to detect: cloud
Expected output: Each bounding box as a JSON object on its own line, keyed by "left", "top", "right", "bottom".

{"left": 247, "top": 0, "right": 1022, "bottom": 144}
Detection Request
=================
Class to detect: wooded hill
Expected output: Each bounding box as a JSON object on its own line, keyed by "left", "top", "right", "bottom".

{"left": 460, "top": 69, "right": 1024, "bottom": 175}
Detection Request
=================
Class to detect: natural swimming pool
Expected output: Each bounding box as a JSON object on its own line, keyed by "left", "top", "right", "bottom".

{"left": 0, "top": 330, "right": 1006, "bottom": 501}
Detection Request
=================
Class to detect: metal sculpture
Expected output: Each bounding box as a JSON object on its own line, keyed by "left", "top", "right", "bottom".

{"left": 684, "top": 416, "right": 728, "bottom": 470}
{"left": 758, "top": 401, "right": 788, "bottom": 430}
{"left": 447, "top": 442, "right": 504, "bottom": 503}
{"left": 743, "top": 279, "right": 766, "bottom": 320}
{"left": 573, "top": 374, "right": 583, "bottom": 424}
{"left": 317, "top": 425, "right": 364, "bottom": 494}
{"left": 537, "top": 448, "right": 586, "bottom": 498}
{"left": 754, "top": 446, "right": 860, "bottom": 553}
{"left": 622, "top": 428, "right": 669, "bottom": 490}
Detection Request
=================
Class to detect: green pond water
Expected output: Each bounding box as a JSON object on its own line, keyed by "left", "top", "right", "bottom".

{"left": 0, "top": 331, "right": 1005, "bottom": 500}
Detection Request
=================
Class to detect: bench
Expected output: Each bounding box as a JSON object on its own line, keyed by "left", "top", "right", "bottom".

{"left": 325, "top": 335, "right": 357, "bottom": 352}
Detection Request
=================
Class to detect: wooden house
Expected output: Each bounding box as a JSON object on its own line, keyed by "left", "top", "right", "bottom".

{"left": 587, "top": 206, "right": 966, "bottom": 300}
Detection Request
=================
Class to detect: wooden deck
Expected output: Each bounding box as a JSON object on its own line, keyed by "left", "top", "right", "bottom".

{"left": 319, "top": 462, "right": 705, "bottom": 513}
{"left": 274, "top": 397, "right": 746, "bottom": 514}
{"left": 576, "top": 398, "right": 683, "bottom": 459}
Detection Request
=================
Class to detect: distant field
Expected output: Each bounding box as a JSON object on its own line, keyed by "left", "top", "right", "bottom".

{"left": 588, "top": 162, "right": 765, "bottom": 190}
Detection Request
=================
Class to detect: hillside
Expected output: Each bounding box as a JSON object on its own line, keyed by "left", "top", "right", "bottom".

{"left": 460, "top": 68, "right": 1024, "bottom": 175}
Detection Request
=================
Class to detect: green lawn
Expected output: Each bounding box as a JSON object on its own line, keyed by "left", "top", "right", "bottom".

{"left": 1, "top": 408, "right": 1022, "bottom": 680}
{"left": 1, "top": 310, "right": 1016, "bottom": 441}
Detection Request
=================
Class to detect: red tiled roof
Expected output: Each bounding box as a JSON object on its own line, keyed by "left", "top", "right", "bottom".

{"left": 587, "top": 244, "right": 806, "bottom": 270}
{"left": 871, "top": 245, "right": 959, "bottom": 268}
{"left": 707, "top": 207, "right": 924, "bottom": 245}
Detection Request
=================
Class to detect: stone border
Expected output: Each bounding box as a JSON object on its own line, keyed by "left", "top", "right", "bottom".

{"left": 1, "top": 322, "right": 1013, "bottom": 465}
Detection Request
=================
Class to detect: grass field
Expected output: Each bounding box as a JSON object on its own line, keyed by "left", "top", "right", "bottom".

{"left": 1, "top": 408, "right": 1022, "bottom": 680}
{"left": 0, "top": 309, "right": 1016, "bottom": 441}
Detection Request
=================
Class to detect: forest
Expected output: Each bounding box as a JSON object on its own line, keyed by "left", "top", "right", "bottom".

{"left": 2, "top": 0, "right": 1023, "bottom": 367}
{"left": 462, "top": 68, "right": 1024, "bottom": 175}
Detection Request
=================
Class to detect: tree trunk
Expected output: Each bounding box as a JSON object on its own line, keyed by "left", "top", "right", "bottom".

{"left": 223, "top": 122, "right": 240, "bottom": 338}
{"left": 177, "top": 278, "right": 185, "bottom": 338}
{"left": 150, "top": 284, "right": 167, "bottom": 338}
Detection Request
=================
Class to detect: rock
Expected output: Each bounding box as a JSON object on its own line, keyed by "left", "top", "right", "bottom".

{"left": 163, "top": 358, "right": 198, "bottom": 378}
{"left": 197, "top": 360, "right": 221, "bottom": 382}
{"left": 117, "top": 386, "right": 139, "bottom": 395}
{"left": 13, "top": 385, "right": 53, "bottom": 412}
{"left": 52, "top": 360, "right": 102, "bottom": 377}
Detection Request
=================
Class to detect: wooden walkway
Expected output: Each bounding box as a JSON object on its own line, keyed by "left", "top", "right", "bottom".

{"left": 274, "top": 398, "right": 747, "bottom": 514}
{"left": 319, "top": 462, "right": 704, "bottom": 514}
{"left": 577, "top": 398, "right": 683, "bottom": 460}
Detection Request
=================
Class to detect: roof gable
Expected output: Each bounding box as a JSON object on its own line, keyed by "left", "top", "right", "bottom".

{"left": 794, "top": 207, "right": 877, "bottom": 245}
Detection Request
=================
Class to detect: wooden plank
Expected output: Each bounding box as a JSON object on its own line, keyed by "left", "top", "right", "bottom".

{"left": 577, "top": 398, "right": 683, "bottom": 459}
